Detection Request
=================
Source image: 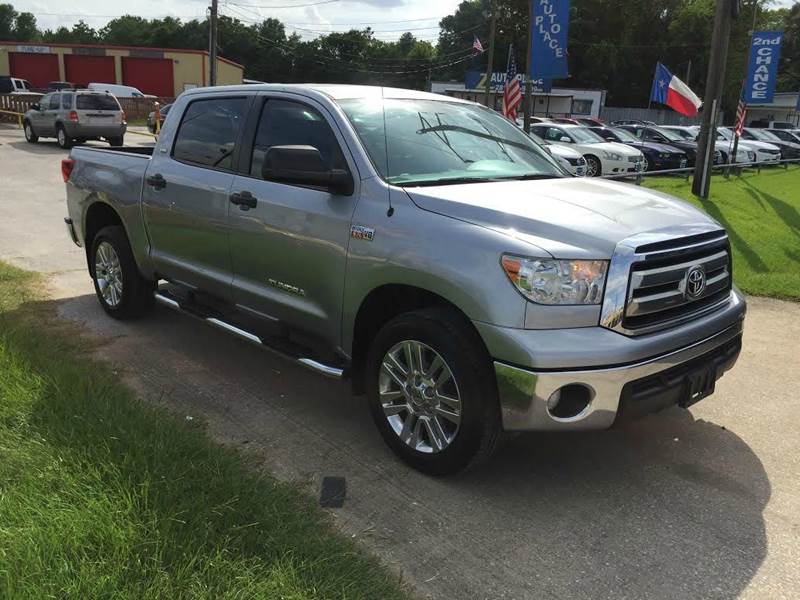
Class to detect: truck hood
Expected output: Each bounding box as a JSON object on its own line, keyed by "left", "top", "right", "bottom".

{"left": 404, "top": 177, "right": 720, "bottom": 259}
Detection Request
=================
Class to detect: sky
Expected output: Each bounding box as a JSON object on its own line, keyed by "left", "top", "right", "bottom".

{"left": 9, "top": 0, "right": 464, "bottom": 43}
{"left": 8, "top": 0, "right": 798, "bottom": 44}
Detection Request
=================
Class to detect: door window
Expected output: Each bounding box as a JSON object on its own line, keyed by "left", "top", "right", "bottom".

{"left": 48, "top": 94, "right": 61, "bottom": 110}
{"left": 38, "top": 94, "right": 52, "bottom": 109}
{"left": 249, "top": 99, "right": 346, "bottom": 179}
{"left": 544, "top": 127, "right": 567, "bottom": 142}
{"left": 172, "top": 97, "right": 248, "bottom": 171}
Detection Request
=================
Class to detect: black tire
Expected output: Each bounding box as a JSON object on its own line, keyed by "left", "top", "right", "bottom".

{"left": 56, "top": 124, "right": 72, "bottom": 149}
{"left": 90, "top": 225, "right": 155, "bottom": 320}
{"left": 23, "top": 120, "right": 38, "bottom": 143}
{"left": 585, "top": 155, "right": 602, "bottom": 177}
{"left": 108, "top": 136, "right": 124, "bottom": 147}
{"left": 365, "top": 308, "right": 501, "bottom": 475}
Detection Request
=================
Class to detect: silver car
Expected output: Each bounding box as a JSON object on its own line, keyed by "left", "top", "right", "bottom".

{"left": 24, "top": 90, "right": 126, "bottom": 149}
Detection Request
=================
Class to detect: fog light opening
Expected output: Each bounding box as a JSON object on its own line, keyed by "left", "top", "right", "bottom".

{"left": 547, "top": 384, "right": 593, "bottom": 420}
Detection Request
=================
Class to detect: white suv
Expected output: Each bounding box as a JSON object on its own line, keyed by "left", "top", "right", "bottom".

{"left": 531, "top": 123, "right": 644, "bottom": 177}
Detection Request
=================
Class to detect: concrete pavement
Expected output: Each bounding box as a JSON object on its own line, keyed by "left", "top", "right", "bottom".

{"left": 1, "top": 123, "right": 798, "bottom": 599}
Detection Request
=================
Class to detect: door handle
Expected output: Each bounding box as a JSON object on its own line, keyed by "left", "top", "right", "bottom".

{"left": 146, "top": 173, "right": 167, "bottom": 190}
{"left": 229, "top": 190, "right": 257, "bottom": 209}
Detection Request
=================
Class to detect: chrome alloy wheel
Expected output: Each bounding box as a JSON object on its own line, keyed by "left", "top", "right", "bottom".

{"left": 379, "top": 340, "right": 462, "bottom": 454}
{"left": 94, "top": 241, "right": 123, "bottom": 307}
{"left": 57, "top": 128, "right": 66, "bottom": 146}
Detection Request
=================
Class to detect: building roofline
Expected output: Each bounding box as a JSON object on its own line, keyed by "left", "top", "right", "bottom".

{"left": 0, "top": 40, "right": 243, "bottom": 68}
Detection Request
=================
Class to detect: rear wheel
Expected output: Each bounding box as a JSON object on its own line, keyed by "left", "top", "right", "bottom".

{"left": 365, "top": 308, "right": 501, "bottom": 475}
{"left": 23, "top": 121, "right": 38, "bottom": 143}
{"left": 90, "top": 225, "right": 155, "bottom": 320}
{"left": 108, "top": 136, "right": 124, "bottom": 147}
{"left": 56, "top": 125, "right": 72, "bottom": 149}
{"left": 585, "top": 155, "right": 601, "bottom": 177}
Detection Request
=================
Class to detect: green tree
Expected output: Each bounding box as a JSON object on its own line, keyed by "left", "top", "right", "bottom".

{"left": 0, "top": 3, "right": 17, "bottom": 39}
{"left": 12, "top": 10, "right": 37, "bottom": 40}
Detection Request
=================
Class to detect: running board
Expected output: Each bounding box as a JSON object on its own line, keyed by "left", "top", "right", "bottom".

{"left": 154, "top": 291, "right": 345, "bottom": 380}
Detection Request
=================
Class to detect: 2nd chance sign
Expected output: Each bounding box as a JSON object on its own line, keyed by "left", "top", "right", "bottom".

{"left": 744, "top": 31, "right": 783, "bottom": 104}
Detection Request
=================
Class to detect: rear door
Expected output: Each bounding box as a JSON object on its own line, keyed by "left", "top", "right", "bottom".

{"left": 226, "top": 94, "right": 359, "bottom": 347}
{"left": 43, "top": 93, "right": 61, "bottom": 135}
{"left": 141, "top": 94, "right": 252, "bottom": 299}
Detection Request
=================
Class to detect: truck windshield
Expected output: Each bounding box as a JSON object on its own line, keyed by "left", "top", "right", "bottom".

{"left": 338, "top": 98, "right": 565, "bottom": 185}
{"left": 76, "top": 94, "right": 120, "bottom": 110}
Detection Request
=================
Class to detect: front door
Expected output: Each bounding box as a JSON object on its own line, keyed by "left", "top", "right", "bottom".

{"left": 227, "top": 95, "right": 359, "bottom": 348}
{"left": 141, "top": 94, "right": 251, "bottom": 299}
{"left": 29, "top": 93, "right": 51, "bottom": 134}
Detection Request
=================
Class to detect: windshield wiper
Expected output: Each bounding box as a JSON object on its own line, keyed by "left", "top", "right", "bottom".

{"left": 395, "top": 176, "right": 502, "bottom": 187}
{"left": 500, "top": 173, "right": 563, "bottom": 181}
{"left": 417, "top": 124, "right": 533, "bottom": 153}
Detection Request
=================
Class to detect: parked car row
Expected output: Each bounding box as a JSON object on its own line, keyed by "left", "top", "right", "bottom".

{"left": 1, "top": 77, "right": 153, "bottom": 98}
{"left": 513, "top": 114, "right": 796, "bottom": 176}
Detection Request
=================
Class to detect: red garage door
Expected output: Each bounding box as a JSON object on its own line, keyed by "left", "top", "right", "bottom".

{"left": 9, "top": 53, "right": 59, "bottom": 89}
{"left": 122, "top": 57, "right": 174, "bottom": 97}
{"left": 65, "top": 55, "right": 116, "bottom": 88}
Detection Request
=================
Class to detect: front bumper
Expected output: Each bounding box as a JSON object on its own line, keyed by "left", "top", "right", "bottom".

{"left": 495, "top": 321, "right": 742, "bottom": 431}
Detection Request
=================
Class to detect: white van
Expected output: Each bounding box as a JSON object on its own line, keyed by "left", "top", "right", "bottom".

{"left": 87, "top": 83, "right": 154, "bottom": 98}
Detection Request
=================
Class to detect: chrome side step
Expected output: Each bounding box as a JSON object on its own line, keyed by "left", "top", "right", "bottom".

{"left": 154, "top": 291, "right": 345, "bottom": 379}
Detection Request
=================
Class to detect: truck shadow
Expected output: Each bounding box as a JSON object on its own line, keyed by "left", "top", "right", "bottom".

{"left": 43, "top": 293, "right": 770, "bottom": 600}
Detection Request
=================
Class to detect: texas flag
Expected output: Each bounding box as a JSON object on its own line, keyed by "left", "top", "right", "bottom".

{"left": 650, "top": 62, "right": 702, "bottom": 117}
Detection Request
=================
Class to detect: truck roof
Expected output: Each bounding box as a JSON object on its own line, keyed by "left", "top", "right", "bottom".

{"left": 182, "top": 83, "right": 473, "bottom": 104}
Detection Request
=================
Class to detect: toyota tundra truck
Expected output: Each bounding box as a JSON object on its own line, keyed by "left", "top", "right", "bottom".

{"left": 63, "top": 85, "right": 746, "bottom": 474}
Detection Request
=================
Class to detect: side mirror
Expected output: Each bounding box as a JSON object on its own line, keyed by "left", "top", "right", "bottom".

{"left": 262, "top": 145, "right": 353, "bottom": 196}
{"left": 31, "top": 102, "right": 41, "bottom": 111}
{"left": 560, "top": 136, "right": 572, "bottom": 143}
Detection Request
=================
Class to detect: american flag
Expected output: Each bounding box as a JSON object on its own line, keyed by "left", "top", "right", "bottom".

{"left": 502, "top": 45, "right": 522, "bottom": 120}
{"left": 734, "top": 98, "right": 747, "bottom": 137}
{"left": 473, "top": 36, "right": 484, "bottom": 53}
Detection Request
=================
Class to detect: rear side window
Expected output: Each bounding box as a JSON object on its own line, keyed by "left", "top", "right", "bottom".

{"left": 172, "top": 97, "right": 248, "bottom": 171}
{"left": 62, "top": 94, "right": 73, "bottom": 109}
{"left": 76, "top": 94, "right": 120, "bottom": 111}
{"left": 48, "top": 94, "right": 61, "bottom": 110}
{"left": 249, "top": 100, "right": 346, "bottom": 179}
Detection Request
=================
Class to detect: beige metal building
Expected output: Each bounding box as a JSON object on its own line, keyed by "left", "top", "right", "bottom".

{"left": 0, "top": 41, "right": 243, "bottom": 97}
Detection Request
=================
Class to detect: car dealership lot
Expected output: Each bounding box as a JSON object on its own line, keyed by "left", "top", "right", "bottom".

{"left": 1, "top": 123, "right": 799, "bottom": 599}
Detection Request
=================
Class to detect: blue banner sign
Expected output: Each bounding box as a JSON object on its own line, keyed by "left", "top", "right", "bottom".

{"left": 529, "top": 0, "right": 570, "bottom": 79}
{"left": 743, "top": 31, "right": 783, "bottom": 104}
{"left": 465, "top": 71, "right": 552, "bottom": 94}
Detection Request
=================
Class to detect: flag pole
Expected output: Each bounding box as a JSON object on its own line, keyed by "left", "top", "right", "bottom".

{"left": 483, "top": 0, "right": 497, "bottom": 109}
{"left": 730, "top": 1, "right": 759, "bottom": 172}
{"left": 523, "top": 0, "right": 534, "bottom": 133}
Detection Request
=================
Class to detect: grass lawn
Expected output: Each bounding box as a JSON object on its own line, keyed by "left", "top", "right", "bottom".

{"left": 0, "top": 262, "right": 409, "bottom": 600}
{"left": 644, "top": 165, "right": 800, "bottom": 300}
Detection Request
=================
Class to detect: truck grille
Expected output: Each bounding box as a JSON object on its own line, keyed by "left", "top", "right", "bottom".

{"left": 622, "top": 232, "right": 732, "bottom": 333}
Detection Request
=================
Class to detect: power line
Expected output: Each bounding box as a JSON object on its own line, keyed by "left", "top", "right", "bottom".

{"left": 225, "top": 0, "right": 340, "bottom": 8}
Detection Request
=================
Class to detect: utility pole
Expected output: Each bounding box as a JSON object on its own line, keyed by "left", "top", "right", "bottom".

{"left": 522, "top": 0, "right": 533, "bottom": 133}
{"left": 692, "top": 0, "right": 736, "bottom": 198}
{"left": 209, "top": 0, "right": 219, "bottom": 86}
{"left": 483, "top": 0, "right": 497, "bottom": 109}
{"left": 685, "top": 59, "right": 692, "bottom": 87}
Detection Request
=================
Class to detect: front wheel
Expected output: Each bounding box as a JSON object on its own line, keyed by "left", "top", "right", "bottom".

{"left": 108, "top": 136, "right": 124, "bottom": 147}
{"left": 365, "top": 308, "right": 501, "bottom": 475}
{"left": 90, "top": 225, "right": 155, "bottom": 319}
{"left": 23, "top": 121, "right": 38, "bottom": 143}
{"left": 585, "top": 155, "right": 601, "bottom": 177}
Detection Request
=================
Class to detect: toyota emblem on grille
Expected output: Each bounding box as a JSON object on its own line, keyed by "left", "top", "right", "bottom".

{"left": 685, "top": 266, "right": 707, "bottom": 298}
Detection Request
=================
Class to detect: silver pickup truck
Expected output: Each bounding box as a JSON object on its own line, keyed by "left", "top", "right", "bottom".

{"left": 64, "top": 84, "right": 746, "bottom": 474}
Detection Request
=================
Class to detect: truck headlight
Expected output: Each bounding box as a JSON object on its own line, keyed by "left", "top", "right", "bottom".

{"left": 501, "top": 255, "right": 608, "bottom": 305}
{"left": 601, "top": 150, "right": 622, "bottom": 161}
